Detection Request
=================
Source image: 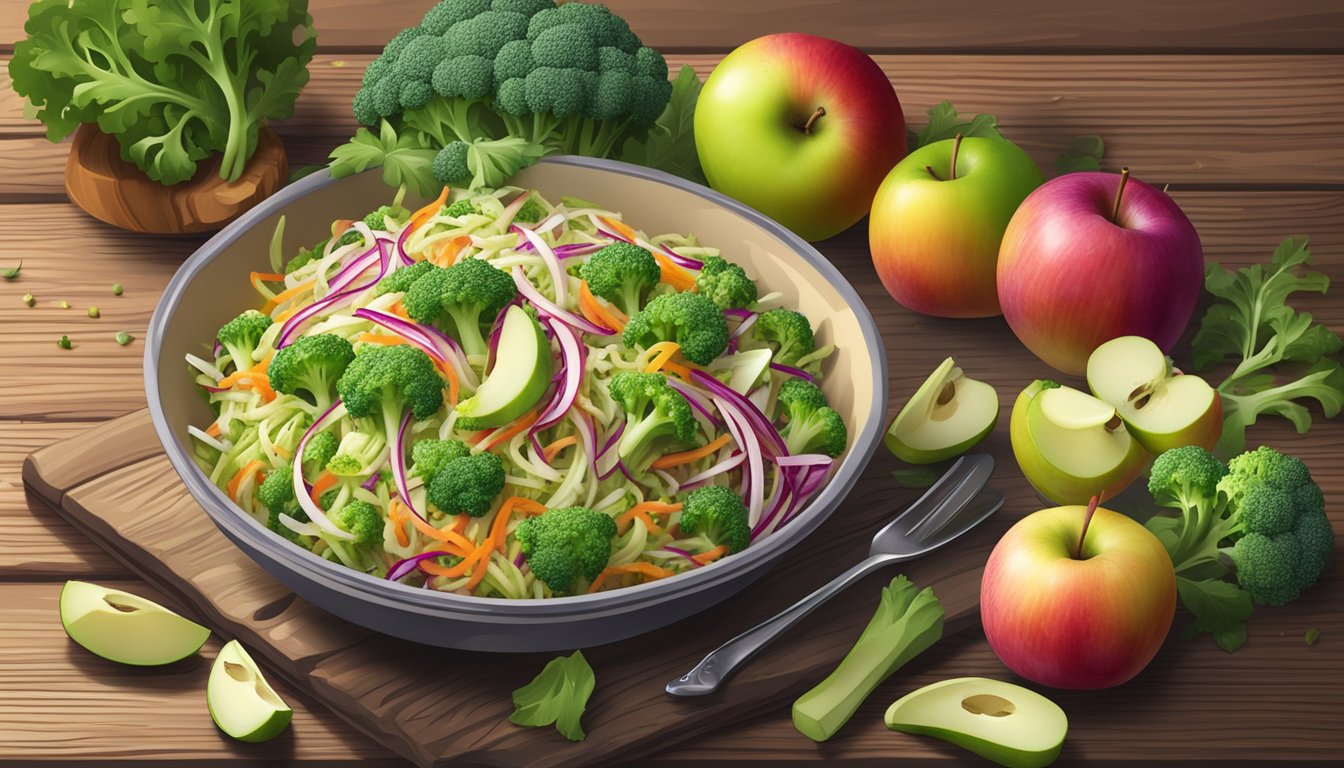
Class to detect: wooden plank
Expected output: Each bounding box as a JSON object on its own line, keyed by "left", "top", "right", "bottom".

{"left": 2, "top": 0, "right": 1340, "bottom": 53}
{"left": 4, "top": 55, "right": 1344, "bottom": 190}
{"left": 0, "top": 421, "right": 126, "bottom": 578}
{"left": 0, "top": 580, "right": 402, "bottom": 764}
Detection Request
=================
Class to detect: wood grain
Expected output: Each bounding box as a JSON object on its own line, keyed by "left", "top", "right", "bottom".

{"left": 0, "top": 581, "right": 403, "bottom": 764}
{"left": 2, "top": 0, "right": 1339, "bottom": 53}
{"left": 5, "top": 55, "right": 1344, "bottom": 191}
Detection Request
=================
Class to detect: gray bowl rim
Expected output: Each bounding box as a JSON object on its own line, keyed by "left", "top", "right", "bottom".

{"left": 145, "top": 155, "right": 888, "bottom": 622}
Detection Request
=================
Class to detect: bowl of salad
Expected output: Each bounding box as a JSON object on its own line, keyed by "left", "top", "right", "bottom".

{"left": 146, "top": 157, "right": 887, "bottom": 651}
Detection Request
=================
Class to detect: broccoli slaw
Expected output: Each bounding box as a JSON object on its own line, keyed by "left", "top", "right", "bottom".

{"left": 188, "top": 186, "right": 846, "bottom": 598}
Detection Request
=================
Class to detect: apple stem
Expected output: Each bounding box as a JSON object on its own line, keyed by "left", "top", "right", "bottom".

{"left": 950, "top": 133, "right": 963, "bottom": 180}
{"left": 1074, "top": 494, "right": 1102, "bottom": 560}
{"left": 802, "top": 106, "right": 826, "bottom": 135}
{"left": 924, "top": 165, "right": 942, "bottom": 180}
{"left": 1110, "top": 167, "right": 1131, "bottom": 224}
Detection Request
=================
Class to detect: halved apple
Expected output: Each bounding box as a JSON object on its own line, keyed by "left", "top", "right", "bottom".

{"left": 1010, "top": 380, "right": 1147, "bottom": 505}
{"left": 885, "top": 677, "right": 1068, "bottom": 768}
{"left": 207, "top": 640, "right": 293, "bottom": 743}
{"left": 60, "top": 580, "right": 210, "bottom": 666}
{"left": 1086, "top": 335, "right": 1221, "bottom": 454}
{"left": 886, "top": 357, "right": 999, "bottom": 464}
{"left": 454, "top": 305, "right": 552, "bottom": 428}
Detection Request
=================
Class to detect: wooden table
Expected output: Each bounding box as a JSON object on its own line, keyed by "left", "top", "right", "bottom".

{"left": 2, "top": 1, "right": 1341, "bottom": 765}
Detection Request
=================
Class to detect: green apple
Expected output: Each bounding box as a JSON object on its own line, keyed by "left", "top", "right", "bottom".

{"left": 870, "top": 135, "right": 1043, "bottom": 318}
{"left": 1010, "top": 380, "right": 1147, "bottom": 505}
{"left": 454, "top": 305, "right": 552, "bottom": 428}
{"left": 208, "top": 640, "right": 293, "bottom": 743}
{"left": 694, "top": 33, "right": 907, "bottom": 242}
{"left": 60, "top": 580, "right": 209, "bottom": 666}
{"left": 886, "top": 357, "right": 999, "bottom": 464}
{"left": 885, "top": 677, "right": 1068, "bottom": 768}
{"left": 1086, "top": 335, "right": 1222, "bottom": 454}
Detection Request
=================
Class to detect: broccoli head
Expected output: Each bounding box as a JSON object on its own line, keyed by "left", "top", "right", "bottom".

{"left": 217, "top": 310, "right": 274, "bottom": 371}
{"left": 514, "top": 195, "right": 548, "bottom": 224}
{"left": 442, "top": 198, "right": 478, "bottom": 218}
{"left": 427, "top": 452, "right": 505, "bottom": 517}
{"left": 1148, "top": 445, "right": 1228, "bottom": 512}
{"left": 622, "top": 292, "right": 729, "bottom": 365}
{"left": 747, "top": 309, "right": 816, "bottom": 367}
{"left": 608, "top": 372, "right": 696, "bottom": 472}
{"left": 336, "top": 345, "right": 445, "bottom": 466}
{"left": 695, "top": 255, "right": 758, "bottom": 310}
{"left": 777, "top": 379, "right": 847, "bottom": 457}
{"left": 286, "top": 239, "right": 329, "bottom": 274}
{"left": 410, "top": 438, "right": 471, "bottom": 480}
{"left": 257, "top": 464, "right": 297, "bottom": 514}
{"left": 268, "top": 334, "right": 356, "bottom": 413}
{"left": 581, "top": 241, "right": 660, "bottom": 316}
{"left": 333, "top": 500, "right": 383, "bottom": 546}
{"left": 516, "top": 505, "right": 617, "bottom": 594}
{"left": 303, "top": 431, "right": 340, "bottom": 480}
{"left": 403, "top": 258, "right": 517, "bottom": 358}
{"left": 679, "top": 484, "right": 751, "bottom": 554}
{"left": 375, "top": 260, "right": 436, "bottom": 296}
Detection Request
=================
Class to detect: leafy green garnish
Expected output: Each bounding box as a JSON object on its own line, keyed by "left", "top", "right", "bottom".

{"left": 2, "top": 261, "right": 21, "bottom": 280}
{"left": 1176, "top": 576, "right": 1254, "bottom": 652}
{"left": 908, "top": 101, "right": 1004, "bottom": 150}
{"left": 621, "top": 65, "right": 707, "bottom": 185}
{"left": 1305, "top": 628, "right": 1320, "bottom": 646}
{"left": 328, "top": 121, "right": 439, "bottom": 196}
{"left": 1191, "top": 237, "right": 1344, "bottom": 454}
{"left": 1055, "top": 135, "right": 1105, "bottom": 174}
{"left": 509, "top": 650, "right": 595, "bottom": 742}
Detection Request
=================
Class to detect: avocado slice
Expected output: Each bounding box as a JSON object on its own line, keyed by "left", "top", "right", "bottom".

{"left": 885, "top": 677, "right": 1067, "bottom": 768}
{"left": 59, "top": 580, "right": 209, "bottom": 666}
{"left": 207, "top": 640, "right": 293, "bottom": 742}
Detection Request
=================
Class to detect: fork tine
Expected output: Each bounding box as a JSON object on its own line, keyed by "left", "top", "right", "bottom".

{"left": 917, "top": 489, "right": 1004, "bottom": 546}
{"left": 903, "top": 454, "right": 994, "bottom": 538}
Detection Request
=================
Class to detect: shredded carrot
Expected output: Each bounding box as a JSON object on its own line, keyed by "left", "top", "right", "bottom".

{"left": 651, "top": 434, "right": 734, "bottom": 469}
{"left": 217, "top": 366, "right": 277, "bottom": 402}
{"left": 587, "top": 562, "right": 676, "bottom": 593}
{"left": 615, "top": 501, "right": 681, "bottom": 535}
{"left": 429, "top": 235, "right": 471, "bottom": 268}
{"left": 577, "top": 280, "right": 627, "bottom": 331}
{"left": 643, "top": 341, "right": 697, "bottom": 380}
{"left": 407, "top": 510, "right": 473, "bottom": 554}
{"left": 309, "top": 471, "right": 338, "bottom": 506}
{"left": 409, "top": 187, "right": 451, "bottom": 233}
{"left": 465, "top": 553, "right": 493, "bottom": 592}
{"left": 331, "top": 219, "right": 355, "bottom": 238}
{"left": 204, "top": 422, "right": 222, "bottom": 438}
{"left": 263, "top": 279, "right": 315, "bottom": 312}
{"left": 419, "top": 542, "right": 488, "bottom": 578}
{"left": 481, "top": 410, "right": 540, "bottom": 452}
{"left": 272, "top": 445, "right": 291, "bottom": 459}
{"left": 450, "top": 514, "right": 470, "bottom": 533}
{"left": 357, "top": 332, "right": 408, "bottom": 346}
{"left": 692, "top": 544, "right": 730, "bottom": 565}
{"left": 249, "top": 272, "right": 287, "bottom": 300}
{"left": 653, "top": 250, "right": 697, "bottom": 291}
{"left": 440, "top": 359, "right": 460, "bottom": 408}
{"left": 275, "top": 301, "right": 307, "bottom": 323}
{"left": 489, "top": 497, "right": 547, "bottom": 555}
{"left": 542, "top": 435, "right": 578, "bottom": 462}
{"left": 389, "top": 300, "right": 411, "bottom": 320}
{"left": 629, "top": 501, "right": 683, "bottom": 515}
{"left": 598, "top": 215, "right": 638, "bottom": 243}
{"left": 388, "top": 499, "right": 411, "bottom": 548}
{"left": 227, "top": 460, "right": 266, "bottom": 502}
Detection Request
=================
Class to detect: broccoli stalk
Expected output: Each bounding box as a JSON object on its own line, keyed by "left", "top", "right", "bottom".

{"left": 403, "top": 258, "right": 517, "bottom": 358}
{"left": 580, "top": 241, "right": 660, "bottom": 316}
{"left": 1145, "top": 445, "right": 1335, "bottom": 651}
{"left": 335, "top": 345, "right": 445, "bottom": 486}
{"left": 621, "top": 292, "right": 729, "bottom": 365}
{"left": 777, "top": 379, "right": 848, "bottom": 457}
{"left": 792, "top": 575, "right": 944, "bottom": 742}
{"left": 302, "top": 431, "right": 340, "bottom": 481}
{"left": 608, "top": 372, "right": 696, "bottom": 472}
{"left": 267, "top": 334, "right": 356, "bottom": 414}
{"left": 678, "top": 485, "right": 750, "bottom": 554}
{"left": 516, "top": 506, "right": 618, "bottom": 595}
{"left": 256, "top": 463, "right": 310, "bottom": 546}
{"left": 216, "top": 310, "right": 274, "bottom": 371}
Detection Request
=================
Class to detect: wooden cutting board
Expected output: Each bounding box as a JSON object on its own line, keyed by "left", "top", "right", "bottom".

{"left": 23, "top": 409, "right": 1009, "bottom": 768}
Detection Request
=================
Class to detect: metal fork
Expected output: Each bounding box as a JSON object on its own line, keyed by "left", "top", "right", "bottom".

{"left": 666, "top": 454, "right": 1002, "bottom": 697}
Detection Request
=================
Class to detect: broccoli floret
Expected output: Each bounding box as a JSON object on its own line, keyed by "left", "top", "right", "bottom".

{"left": 622, "top": 292, "right": 729, "bottom": 365}
{"left": 303, "top": 431, "right": 339, "bottom": 480}
{"left": 426, "top": 452, "right": 505, "bottom": 517}
{"left": 1144, "top": 445, "right": 1335, "bottom": 650}
{"left": 695, "top": 255, "right": 758, "bottom": 310}
{"left": 777, "top": 379, "right": 847, "bottom": 457}
{"left": 326, "top": 429, "right": 388, "bottom": 477}
{"left": 333, "top": 500, "right": 383, "bottom": 546}
{"left": 376, "top": 260, "right": 436, "bottom": 297}
{"left": 514, "top": 195, "right": 548, "bottom": 224}
{"left": 266, "top": 504, "right": 310, "bottom": 545}
{"left": 608, "top": 372, "right": 696, "bottom": 471}
{"left": 410, "top": 438, "right": 470, "bottom": 480}
{"left": 403, "top": 259, "right": 517, "bottom": 358}
{"left": 516, "top": 505, "right": 617, "bottom": 594}
{"left": 679, "top": 485, "right": 751, "bottom": 554}
{"left": 442, "top": 198, "right": 478, "bottom": 218}
{"left": 268, "top": 334, "right": 356, "bottom": 414}
{"left": 580, "top": 242, "right": 660, "bottom": 316}
{"left": 336, "top": 345, "right": 444, "bottom": 479}
{"left": 747, "top": 309, "right": 816, "bottom": 367}
{"left": 216, "top": 310, "right": 273, "bottom": 371}
{"left": 286, "top": 239, "right": 329, "bottom": 274}
{"left": 257, "top": 464, "right": 297, "bottom": 513}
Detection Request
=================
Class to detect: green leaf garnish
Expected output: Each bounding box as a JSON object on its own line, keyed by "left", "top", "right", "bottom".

{"left": 1305, "top": 628, "right": 1320, "bottom": 646}
{"left": 2, "top": 261, "right": 21, "bottom": 279}
{"left": 908, "top": 101, "right": 1004, "bottom": 150}
{"left": 620, "top": 65, "right": 707, "bottom": 185}
{"left": 509, "top": 650, "right": 595, "bottom": 742}
{"left": 1055, "top": 135, "right": 1105, "bottom": 175}
{"left": 328, "top": 121, "right": 439, "bottom": 196}
{"left": 1176, "top": 576, "right": 1253, "bottom": 652}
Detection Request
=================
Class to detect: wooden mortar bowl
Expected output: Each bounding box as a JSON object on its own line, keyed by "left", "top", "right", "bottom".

{"left": 64, "top": 124, "right": 288, "bottom": 235}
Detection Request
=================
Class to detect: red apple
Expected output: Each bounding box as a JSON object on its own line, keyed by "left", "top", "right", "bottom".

{"left": 694, "top": 33, "right": 906, "bottom": 242}
{"left": 981, "top": 501, "right": 1176, "bottom": 689}
{"left": 996, "top": 170, "right": 1203, "bottom": 375}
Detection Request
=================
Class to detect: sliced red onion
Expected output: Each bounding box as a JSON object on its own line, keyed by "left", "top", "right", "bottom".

{"left": 726, "top": 312, "right": 758, "bottom": 353}
{"left": 713, "top": 396, "right": 765, "bottom": 527}
{"left": 693, "top": 370, "right": 787, "bottom": 457}
{"left": 512, "top": 266, "right": 613, "bottom": 337}
{"left": 519, "top": 225, "right": 568, "bottom": 305}
{"left": 513, "top": 550, "right": 526, "bottom": 568}
{"left": 597, "top": 421, "right": 624, "bottom": 458}
{"left": 510, "top": 225, "right": 534, "bottom": 252}
{"left": 484, "top": 298, "right": 520, "bottom": 372}
{"left": 394, "top": 219, "right": 418, "bottom": 266}
{"left": 292, "top": 401, "right": 356, "bottom": 540}
{"left": 654, "top": 243, "right": 703, "bottom": 271}
{"left": 211, "top": 339, "right": 223, "bottom": 358}
{"left": 595, "top": 420, "right": 624, "bottom": 479}
{"left": 666, "top": 379, "right": 720, "bottom": 425}
{"left": 387, "top": 551, "right": 451, "bottom": 582}
{"left": 617, "top": 460, "right": 637, "bottom": 484}
{"left": 391, "top": 411, "right": 423, "bottom": 522}
{"left": 497, "top": 192, "right": 531, "bottom": 231}
{"left": 277, "top": 240, "right": 390, "bottom": 348}
{"left": 360, "top": 473, "right": 381, "bottom": 491}
{"left": 553, "top": 242, "right": 604, "bottom": 260}
{"left": 568, "top": 408, "right": 599, "bottom": 476}
{"left": 591, "top": 214, "right": 631, "bottom": 244}
{"left": 770, "top": 362, "right": 814, "bottom": 381}
{"left": 723, "top": 308, "right": 753, "bottom": 321}
{"left": 327, "top": 238, "right": 383, "bottom": 292}
{"left": 352, "top": 308, "right": 471, "bottom": 390}
{"left": 751, "top": 469, "right": 792, "bottom": 539}
{"left": 531, "top": 318, "right": 584, "bottom": 435}
{"left": 201, "top": 384, "right": 231, "bottom": 393}
{"left": 680, "top": 451, "right": 745, "bottom": 491}
{"left": 655, "top": 547, "right": 702, "bottom": 568}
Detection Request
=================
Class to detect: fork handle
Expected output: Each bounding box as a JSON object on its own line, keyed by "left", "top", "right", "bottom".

{"left": 666, "top": 552, "right": 903, "bottom": 697}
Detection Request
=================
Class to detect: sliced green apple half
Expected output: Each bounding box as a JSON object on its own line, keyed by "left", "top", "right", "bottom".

{"left": 454, "top": 305, "right": 552, "bottom": 428}
{"left": 1010, "top": 380, "right": 1147, "bottom": 505}
{"left": 60, "top": 580, "right": 209, "bottom": 666}
{"left": 885, "top": 677, "right": 1068, "bottom": 768}
{"left": 1086, "top": 335, "right": 1222, "bottom": 454}
{"left": 886, "top": 357, "right": 999, "bottom": 464}
{"left": 208, "top": 640, "right": 293, "bottom": 743}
